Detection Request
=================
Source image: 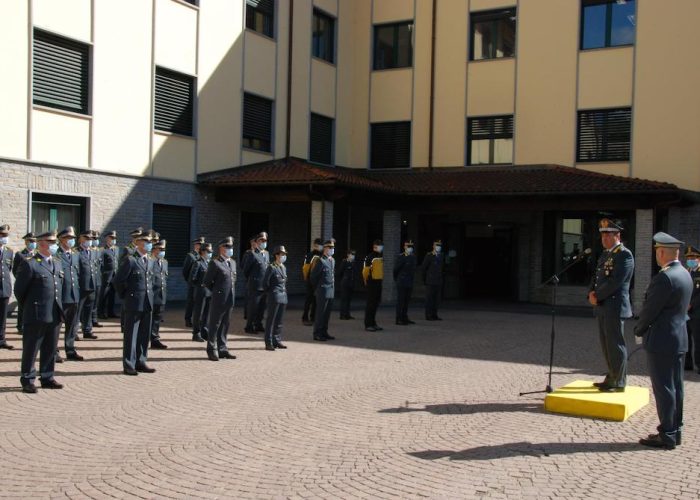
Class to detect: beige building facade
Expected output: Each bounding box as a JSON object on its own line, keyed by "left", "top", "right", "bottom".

{"left": 1, "top": 0, "right": 699, "bottom": 305}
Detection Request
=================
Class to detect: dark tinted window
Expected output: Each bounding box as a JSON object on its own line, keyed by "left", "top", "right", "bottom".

{"left": 581, "top": 0, "right": 635, "bottom": 50}
{"left": 246, "top": 0, "right": 274, "bottom": 38}
{"left": 243, "top": 93, "right": 273, "bottom": 153}
{"left": 467, "top": 115, "right": 514, "bottom": 165}
{"left": 312, "top": 9, "right": 335, "bottom": 63}
{"left": 309, "top": 113, "right": 333, "bottom": 165}
{"left": 577, "top": 108, "right": 631, "bottom": 162}
{"left": 154, "top": 67, "right": 195, "bottom": 136}
{"left": 371, "top": 122, "right": 411, "bottom": 169}
{"left": 470, "top": 8, "right": 516, "bottom": 60}
{"left": 373, "top": 22, "right": 413, "bottom": 70}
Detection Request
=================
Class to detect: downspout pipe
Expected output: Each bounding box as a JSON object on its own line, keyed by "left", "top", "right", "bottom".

{"left": 285, "top": 0, "right": 294, "bottom": 165}
{"left": 428, "top": 0, "right": 437, "bottom": 170}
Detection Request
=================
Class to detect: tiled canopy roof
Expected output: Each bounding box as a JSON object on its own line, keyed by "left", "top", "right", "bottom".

{"left": 197, "top": 157, "right": 678, "bottom": 196}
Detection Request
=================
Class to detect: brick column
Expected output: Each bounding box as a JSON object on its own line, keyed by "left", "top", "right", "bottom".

{"left": 310, "top": 200, "right": 334, "bottom": 244}
{"left": 633, "top": 209, "right": 653, "bottom": 313}
{"left": 382, "top": 210, "right": 401, "bottom": 303}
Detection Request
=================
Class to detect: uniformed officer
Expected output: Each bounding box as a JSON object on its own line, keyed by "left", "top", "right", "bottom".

{"left": 11, "top": 231, "right": 37, "bottom": 335}
{"left": 337, "top": 249, "right": 357, "bottom": 320}
{"left": 119, "top": 227, "right": 143, "bottom": 262}
{"left": 0, "top": 224, "right": 14, "bottom": 349}
{"left": 302, "top": 238, "right": 323, "bottom": 325}
{"left": 635, "top": 232, "right": 693, "bottom": 449}
{"left": 240, "top": 235, "right": 257, "bottom": 321}
{"left": 189, "top": 242, "right": 213, "bottom": 342}
{"left": 203, "top": 236, "right": 237, "bottom": 361}
{"left": 90, "top": 230, "right": 104, "bottom": 328}
{"left": 14, "top": 230, "right": 64, "bottom": 393}
{"left": 150, "top": 239, "right": 168, "bottom": 350}
{"left": 394, "top": 240, "right": 417, "bottom": 325}
{"left": 421, "top": 239, "right": 445, "bottom": 321}
{"left": 113, "top": 230, "right": 156, "bottom": 375}
{"left": 76, "top": 230, "right": 99, "bottom": 340}
{"left": 683, "top": 246, "right": 700, "bottom": 372}
{"left": 363, "top": 240, "right": 384, "bottom": 332}
{"left": 97, "top": 230, "right": 119, "bottom": 319}
{"left": 310, "top": 240, "right": 336, "bottom": 341}
{"left": 182, "top": 236, "right": 204, "bottom": 328}
{"left": 588, "top": 218, "right": 634, "bottom": 392}
{"left": 56, "top": 227, "right": 83, "bottom": 362}
{"left": 263, "top": 245, "right": 289, "bottom": 351}
{"left": 244, "top": 231, "right": 269, "bottom": 334}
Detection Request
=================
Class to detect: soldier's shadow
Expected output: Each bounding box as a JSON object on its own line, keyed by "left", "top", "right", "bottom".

{"left": 379, "top": 401, "right": 543, "bottom": 415}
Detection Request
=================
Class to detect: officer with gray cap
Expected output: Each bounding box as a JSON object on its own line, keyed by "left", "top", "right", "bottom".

{"left": 56, "top": 226, "right": 83, "bottom": 362}
{"left": 636, "top": 232, "right": 693, "bottom": 450}
{"left": 189, "top": 242, "right": 213, "bottom": 343}
{"left": 98, "top": 230, "right": 119, "bottom": 319}
{"left": 244, "top": 231, "right": 270, "bottom": 334}
{"left": 150, "top": 239, "right": 168, "bottom": 350}
{"left": 588, "top": 218, "right": 634, "bottom": 392}
{"left": 394, "top": 240, "right": 417, "bottom": 325}
{"left": 0, "top": 224, "right": 14, "bottom": 349}
{"left": 11, "top": 231, "right": 37, "bottom": 335}
{"left": 421, "top": 239, "right": 445, "bottom": 321}
{"left": 90, "top": 230, "right": 104, "bottom": 329}
{"left": 310, "top": 240, "right": 336, "bottom": 341}
{"left": 684, "top": 244, "right": 700, "bottom": 371}
{"left": 203, "top": 236, "right": 238, "bottom": 361}
{"left": 14, "top": 230, "right": 65, "bottom": 393}
{"left": 183, "top": 236, "right": 205, "bottom": 328}
{"left": 76, "top": 230, "right": 99, "bottom": 340}
{"left": 263, "top": 245, "right": 289, "bottom": 350}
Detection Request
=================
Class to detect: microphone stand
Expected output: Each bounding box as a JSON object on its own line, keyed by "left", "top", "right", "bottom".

{"left": 519, "top": 252, "right": 590, "bottom": 396}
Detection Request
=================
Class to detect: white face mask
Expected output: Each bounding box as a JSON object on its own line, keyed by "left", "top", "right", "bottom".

{"left": 259, "top": 241, "right": 268, "bottom": 250}
{"left": 406, "top": 247, "right": 414, "bottom": 255}
{"left": 0, "top": 237, "right": 9, "bottom": 245}
{"left": 314, "top": 244, "right": 323, "bottom": 252}
{"left": 348, "top": 255, "right": 355, "bottom": 262}
{"left": 280, "top": 255, "right": 287, "bottom": 264}
{"left": 434, "top": 245, "right": 442, "bottom": 253}
{"left": 375, "top": 245, "right": 384, "bottom": 253}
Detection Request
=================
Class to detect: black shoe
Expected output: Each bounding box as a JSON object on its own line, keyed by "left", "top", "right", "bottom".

{"left": 55, "top": 353, "right": 64, "bottom": 364}
{"left": 640, "top": 434, "right": 675, "bottom": 450}
{"left": 347, "top": 315, "right": 356, "bottom": 320}
{"left": 365, "top": 326, "right": 378, "bottom": 332}
{"left": 92, "top": 322, "right": 104, "bottom": 328}
{"left": 150, "top": 340, "right": 168, "bottom": 350}
{"left": 74, "top": 335, "right": 81, "bottom": 341}
{"left": 598, "top": 385, "right": 625, "bottom": 393}
{"left": 322, "top": 334, "right": 335, "bottom": 340}
{"left": 313, "top": 336, "right": 327, "bottom": 341}
{"left": 426, "top": 317, "right": 436, "bottom": 321}
{"left": 647, "top": 432, "right": 681, "bottom": 446}
{"left": 83, "top": 333, "right": 98, "bottom": 340}
{"left": 434, "top": 317, "right": 443, "bottom": 321}
{"left": 192, "top": 334, "right": 205, "bottom": 342}
{"left": 339, "top": 316, "right": 349, "bottom": 320}
{"left": 108, "top": 313, "right": 120, "bottom": 319}
{"left": 123, "top": 368, "right": 139, "bottom": 376}
{"left": 136, "top": 364, "right": 156, "bottom": 373}
{"left": 22, "top": 384, "right": 37, "bottom": 394}
{"left": 265, "top": 345, "right": 276, "bottom": 351}
{"left": 40, "top": 379, "right": 63, "bottom": 389}
{"left": 406, "top": 319, "right": 416, "bottom": 324}
{"left": 244, "top": 327, "right": 256, "bottom": 334}
{"left": 0, "top": 343, "right": 14, "bottom": 350}
{"left": 592, "top": 381, "right": 608, "bottom": 388}
{"left": 274, "top": 343, "right": 287, "bottom": 349}
{"left": 396, "top": 320, "right": 409, "bottom": 325}
{"left": 374, "top": 326, "right": 384, "bottom": 331}
{"left": 685, "top": 365, "right": 694, "bottom": 371}
{"left": 66, "top": 352, "right": 84, "bottom": 361}
{"left": 254, "top": 326, "right": 265, "bottom": 333}
{"left": 219, "top": 351, "right": 237, "bottom": 360}
{"left": 185, "top": 321, "right": 193, "bottom": 328}
{"left": 207, "top": 352, "right": 219, "bottom": 361}
{"left": 98, "top": 314, "right": 109, "bottom": 320}
{"left": 303, "top": 320, "right": 314, "bottom": 326}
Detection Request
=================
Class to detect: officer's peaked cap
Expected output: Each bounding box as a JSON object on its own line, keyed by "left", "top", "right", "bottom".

{"left": 599, "top": 218, "right": 623, "bottom": 233}
{"left": 653, "top": 232, "right": 684, "bottom": 249}
{"left": 58, "top": 226, "right": 77, "bottom": 239}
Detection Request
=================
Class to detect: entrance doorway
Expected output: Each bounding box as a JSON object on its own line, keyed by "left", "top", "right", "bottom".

{"left": 461, "top": 223, "right": 517, "bottom": 300}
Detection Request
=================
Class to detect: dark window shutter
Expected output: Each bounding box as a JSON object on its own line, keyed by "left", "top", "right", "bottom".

{"left": 33, "top": 29, "right": 90, "bottom": 115}
{"left": 468, "top": 116, "right": 513, "bottom": 139}
{"left": 154, "top": 67, "right": 195, "bottom": 136}
{"left": 152, "top": 204, "right": 191, "bottom": 266}
{"left": 243, "top": 93, "right": 273, "bottom": 151}
{"left": 247, "top": 0, "right": 274, "bottom": 14}
{"left": 577, "top": 108, "right": 631, "bottom": 162}
{"left": 309, "top": 113, "right": 333, "bottom": 165}
{"left": 371, "top": 122, "right": 411, "bottom": 169}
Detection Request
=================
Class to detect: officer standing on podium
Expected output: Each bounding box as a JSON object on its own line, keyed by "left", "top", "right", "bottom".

{"left": 588, "top": 218, "right": 634, "bottom": 393}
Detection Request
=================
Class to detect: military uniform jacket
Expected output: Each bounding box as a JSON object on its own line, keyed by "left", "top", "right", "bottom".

{"left": 12, "top": 248, "right": 34, "bottom": 277}
{"left": 337, "top": 258, "right": 356, "bottom": 290}
{"left": 182, "top": 251, "right": 197, "bottom": 281}
{"left": 634, "top": 261, "right": 693, "bottom": 354}
{"left": 588, "top": 243, "right": 634, "bottom": 319}
{"left": 189, "top": 258, "right": 212, "bottom": 298}
{"left": 113, "top": 253, "right": 154, "bottom": 312}
{"left": 394, "top": 253, "right": 417, "bottom": 288}
{"left": 204, "top": 256, "right": 237, "bottom": 309}
{"left": 264, "top": 263, "right": 288, "bottom": 305}
{"left": 310, "top": 255, "right": 335, "bottom": 299}
{"left": 91, "top": 248, "right": 103, "bottom": 288}
{"left": 0, "top": 246, "right": 14, "bottom": 298}
{"left": 57, "top": 247, "right": 80, "bottom": 304}
{"left": 243, "top": 249, "right": 269, "bottom": 292}
{"left": 421, "top": 252, "right": 444, "bottom": 286}
{"left": 119, "top": 243, "right": 136, "bottom": 262}
{"left": 153, "top": 257, "right": 168, "bottom": 306}
{"left": 13, "top": 255, "right": 64, "bottom": 323}
{"left": 77, "top": 247, "right": 97, "bottom": 292}
{"left": 687, "top": 269, "right": 700, "bottom": 319}
{"left": 101, "top": 246, "right": 119, "bottom": 283}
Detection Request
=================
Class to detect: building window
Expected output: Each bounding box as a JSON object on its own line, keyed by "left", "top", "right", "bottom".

{"left": 469, "top": 8, "right": 516, "bottom": 61}
{"left": 577, "top": 108, "right": 631, "bottom": 162}
{"left": 246, "top": 0, "right": 274, "bottom": 38}
{"left": 312, "top": 9, "right": 335, "bottom": 64}
{"left": 31, "top": 193, "right": 87, "bottom": 235}
{"left": 243, "top": 93, "right": 273, "bottom": 153}
{"left": 152, "top": 204, "right": 191, "bottom": 265}
{"left": 581, "top": 0, "right": 635, "bottom": 50}
{"left": 370, "top": 122, "right": 411, "bottom": 169}
{"left": 33, "top": 29, "right": 90, "bottom": 115}
{"left": 154, "top": 67, "right": 195, "bottom": 136}
{"left": 467, "top": 115, "right": 513, "bottom": 165}
{"left": 373, "top": 22, "right": 413, "bottom": 70}
{"left": 309, "top": 113, "right": 334, "bottom": 165}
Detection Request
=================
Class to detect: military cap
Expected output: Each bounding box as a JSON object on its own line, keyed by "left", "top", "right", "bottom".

{"left": 199, "top": 242, "right": 213, "bottom": 253}
{"left": 373, "top": 239, "right": 383, "bottom": 246}
{"left": 256, "top": 231, "right": 269, "bottom": 241}
{"left": 103, "top": 230, "right": 117, "bottom": 239}
{"left": 653, "top": 232, "right": 684, "bottom": 249}
{"left": 193, "top": 236, "right": 205, "bottom": 244}
{"left": 218, "top": 236, "right": 234, "bottom": 247}
{"left": 0, "top": 224, "right": 10, "bottom": 235}
{"left": 58, "top": 226, "right": 77, "bottom": 239}
{"left": 154, "top": 239, "right": 166, "bottom": 249}
{"left": 313, "top": 238, "right": 323, "bottom": 245}
{"left": 78, "top": 230, "right": 93, "bottom": 239}
{"left": 36, "top": 230, "right": 58, "bottom": 242}
{"left": 323, "top": 239, "right": 335, "bottom": 248}
{"left": 273, "top": 245, "right": 287, "bottom": 255}
{"left": 685, "top": 245, "right": 700, "bottom": 258}
{"left": 22, "top": 232, "right": 37, "bottom": 241}
{"left": 135, "top": 231, "right": 152, "bottom": 242}
{"left": 348, "top": 249, "right": 356, "bottom": 255}
{"left": 433, "top": 239, "right": 442, "bottom": 245}
{"left": 404, "top": 240, "right": 415, "bottom": 247}
{"left": 91, "top": 230, "right": 101, "bottom": 239}
{"left": 599, "top": 218, "right": 623, "bottom": 233}
{"left": 130, "top": 227, "right": 144, "bottom": 238}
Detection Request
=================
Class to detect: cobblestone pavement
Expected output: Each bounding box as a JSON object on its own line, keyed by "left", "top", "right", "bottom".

{"left": 1, "top": 303, "right": 699, "bottom": 499}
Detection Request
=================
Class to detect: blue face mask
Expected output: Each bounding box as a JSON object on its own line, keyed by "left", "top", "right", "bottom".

{"left": 259, "top": 242, "right": 268, "bottom": 250}
{"left": 144, "top": 242, "right": 153, "bottom": 253}
{"left": 406, "top": 247, "right": 414, "bottom": 255}
{"left": 0, "top": 237, "right": 8, "bottom": 245}
{"left": 280, "top": 255, "right": 287, "bottom": 264}
{"left": 160, "top": 251, "right": 165, "bottom": 259}
{"left": 435, "top": 246, "right": 442, "bottom": 253}
{"left": 67, "top": 239, "right": 76, "bottom": 249}
{"left": 225, "top": 248, "right": 234, "bottom": 258}
{"left": 81, "top": 241, "right": 90, "bottom": 250}
{"left": 206, "top": 252, "right": 213, "bottom": 260}
{"left": 112, "top": 240, "right": 117, "bottom": 246}
{"left": 28, "top": 242, "right": 37, "bottom": 251}
{"left": 687, "top": 259, "right": 698, "bottom": 269}
{"left": 48, "top": 244, "right": 59, "bottom": 256}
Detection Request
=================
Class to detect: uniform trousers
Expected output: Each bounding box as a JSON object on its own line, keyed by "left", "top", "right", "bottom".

{"left": 207, "top": 304, "right": 232, "bottom": 355}
{"left": 339, "top": 285, "right": 353, "bottom": 318}
{"left": 647, "top": 352, "right": 684, "bottom": 446}
{"left": 184, "top": 285, "right": 195, "bottom": 324}
{"left": 78, "top": 290, "right": 95, "bottom": 335}
{"left": 192, "top": 292, "right": 211, "bottom": 339}
{"left": 98, "top": 278, "right": 116, "bottom": 317}
{"left": 364, "top": 281, "right": 382, "bottom": 328}
{"left": 246, "top": 290, "right": 266, "bottom": 329}
{"left": 20, "top": 306, "right": 61, "bottom": 385}
{"left": 151, "top": 304, "right": 164, "bottom": 342}
{"left": 16, "top": 298, "right": 24, "bottom": 333}
{"left": 314, "top": 295, "right": 333, "bottom": 338}
{"left": 265, "top": 300, "right": 286, "bottom": 346}
{"left": 425, "top": 284, "right": 441, "bottom": 319}
{"left": 595, "top": 307, "right": 627, "bottom": 388}
{"left": 0, "top": 297, "right": 8, "bottom": 345}
{"left": 686, "top": 316, "right": 700, "bottom": 369}
{"left": 302, "top": 282, "right": 316, "bottom": 321}
{"left": 62, "top": 303, "right": 80, "bottom": 354}
{"left": 122, "top": 307, "right": 152, "bottom": 371}
{"left": 91, "top": 284, "right": 101, "bottom": 324}
{"left": 396, "top": 286, "right": 412, "bottom": 322}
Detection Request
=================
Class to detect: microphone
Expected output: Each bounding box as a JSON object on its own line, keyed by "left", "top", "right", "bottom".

{"left": 572, "top": 248, "right": 592, "bottom": 260}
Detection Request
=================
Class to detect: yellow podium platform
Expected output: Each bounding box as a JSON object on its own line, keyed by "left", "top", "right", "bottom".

{"left": 544, "top": 380, "right": 649, "bottom": 421}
